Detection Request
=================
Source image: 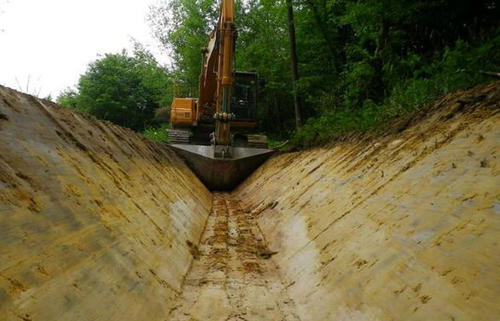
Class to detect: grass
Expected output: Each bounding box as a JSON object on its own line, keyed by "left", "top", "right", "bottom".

{"left": 143, "top": 124, "right": 170, "bottom": 143}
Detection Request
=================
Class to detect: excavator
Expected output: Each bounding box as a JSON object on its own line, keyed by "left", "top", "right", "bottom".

{"left": 167, "top": 0, "right": 274, "bottom": 191}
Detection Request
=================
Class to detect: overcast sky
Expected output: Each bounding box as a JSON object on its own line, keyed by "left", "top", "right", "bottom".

{"left": 0, "top": 0, "right": 167, "bottom": 98}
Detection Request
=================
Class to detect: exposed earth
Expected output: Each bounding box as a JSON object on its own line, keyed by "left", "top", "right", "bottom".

{"left": 0, "top": 82, "right": 499, "bottom": 320}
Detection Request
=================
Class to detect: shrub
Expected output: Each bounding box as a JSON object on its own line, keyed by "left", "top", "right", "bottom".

{"left": 290, "top": 35, "right": 499, "bottom": 149}
{"left": 143, "top": 124, "right": 170, "bottom": 143}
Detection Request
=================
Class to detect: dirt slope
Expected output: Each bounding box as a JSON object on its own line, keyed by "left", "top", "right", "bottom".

{"left": 0, "top": 86, "right": 212, "bottom": 321}
{"left": 1, "top": 82, "right": 499, "bottom": 321}
{"left": 235, "top": 82, "right": 500, "bottom": 321}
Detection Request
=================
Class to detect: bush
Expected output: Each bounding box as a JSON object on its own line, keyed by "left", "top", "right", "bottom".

{"left": 57, "top": 48, "right": 171, "bottom": 132}
{"left": 290, "top": 35, "right": 499, "bottom": 149}
{"left": 143, "top": 124, "right": 170, "bottom": 143}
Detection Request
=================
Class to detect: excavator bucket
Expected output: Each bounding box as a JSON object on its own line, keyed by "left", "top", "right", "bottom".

{"left": 169, "top": 144, "right": 274, "bottom": 191}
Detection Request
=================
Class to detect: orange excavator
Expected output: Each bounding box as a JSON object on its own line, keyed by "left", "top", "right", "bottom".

{"left": 167, "top": 0, "right": 273, "bottom": 191}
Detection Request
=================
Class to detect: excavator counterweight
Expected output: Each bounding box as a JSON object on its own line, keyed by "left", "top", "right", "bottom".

{"left": 167, "top": 0, "right": 273, "bottom": 190}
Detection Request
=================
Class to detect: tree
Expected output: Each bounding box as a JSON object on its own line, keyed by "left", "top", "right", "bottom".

{"left": 286, "top": 0, "right": 302, "bottom": 129}
{"left": 57, "top": 88, "right": 78, "bottom": 108}
{"left": 149, "top": 0, "right": 218, "bottom": 96}
{"left": 57, "top": 48, "right": 171, "bottom": 131}
{"left": 147, "top": 0, "right": 499, "bottom": 141}
{"left": 235, "top": 0, "right": 293, "bottom": 134}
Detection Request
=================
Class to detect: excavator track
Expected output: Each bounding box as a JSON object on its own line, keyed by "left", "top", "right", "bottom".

{"left": 168, "top": 194, "right": 301, "bottom": 321}
{"left": 167, "top": 129, "right": 193, "bottom": 144}
{"left": 247, "top": 134, "right": 269, "bottom": 149}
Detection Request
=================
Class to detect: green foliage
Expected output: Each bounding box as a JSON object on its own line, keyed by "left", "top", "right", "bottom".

{"left": 56, "top": 88, "right": 78, "bottom": 108}
{"left": 57, "top": 47, "right": 172, "bottom": 131}
{"left": 235, "top": 0, "right": 293, "bottom": 134}
{"left": 143, "top": 124, "right": 170, "bottom": 143}
{"left": 291, "top": 35, "right": 500, "bottom": 147}
{"left": 149, "top": 0, "right": 218, "bottom": 96}
{"left": 267, "top": 138, "right": 287, "bottom": 149}
{"left": 149, "top": 0, "right": 498, "bottom": 147}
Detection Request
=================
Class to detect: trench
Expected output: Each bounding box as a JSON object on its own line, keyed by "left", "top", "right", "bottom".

{"left": 168, "top": 193, "right": 300, "bottom": 321}
{"left": 0, "top": 82, "right": 499, "bottom": 321}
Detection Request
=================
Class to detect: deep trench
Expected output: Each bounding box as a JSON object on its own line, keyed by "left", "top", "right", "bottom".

{"left": 0, "top": 82, "right": 499, "bottom": 321}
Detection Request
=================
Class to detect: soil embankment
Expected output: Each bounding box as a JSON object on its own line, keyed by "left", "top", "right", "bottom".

{"left": 235, "top": 82, "right": 500, "bottom": 321}
{"left": 0, "top": 82, "right": 499, "bottom": 321}
{"left": 0, "top": 85, "right": 212, "bottom": 320}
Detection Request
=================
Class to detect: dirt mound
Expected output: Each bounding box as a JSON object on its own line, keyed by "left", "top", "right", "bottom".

{"left": 0, "top": 85, "right": 211, "bottom": 321}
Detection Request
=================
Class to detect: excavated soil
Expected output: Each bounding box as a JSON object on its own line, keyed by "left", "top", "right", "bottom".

{"left": 0, "top": 81, "right": 499, "bottom": 321}
{"left": 168, "top": 193, "right": 300, "bottom": 321}
{"left": 0, "top": 85, "right": 212, "bottom": 321}
{"left": 235, "top": 81, "right": 500, "bottom": 321}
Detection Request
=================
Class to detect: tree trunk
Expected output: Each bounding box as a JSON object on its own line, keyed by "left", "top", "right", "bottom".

{"left": 371, "top": 21, "right": 388, "bottom": 102}
{"left": 274, "top": 96, "right": 283, "bottom": 137}
{"left": 286, "top": 0, "right": 302, "bottom": 129}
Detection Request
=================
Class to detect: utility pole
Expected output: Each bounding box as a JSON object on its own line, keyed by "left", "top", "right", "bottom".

{"left": 286, "top": 0, "right": 302, "bottom": 129}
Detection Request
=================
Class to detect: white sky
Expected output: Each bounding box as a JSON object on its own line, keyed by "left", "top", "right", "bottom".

{"left": 0, "top": 0, "right": 167, "bottom": 98}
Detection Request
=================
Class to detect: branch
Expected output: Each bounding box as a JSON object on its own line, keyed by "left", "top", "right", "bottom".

{"left": 458, "top": 69, "right": 500, "bottom": 78}
{"left": 477, "top": 70, "right": 500, "bottom": 78}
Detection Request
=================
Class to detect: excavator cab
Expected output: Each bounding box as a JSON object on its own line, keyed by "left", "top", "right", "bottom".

{"left": 231, "top": 72, "right": 258, "bottom": 124}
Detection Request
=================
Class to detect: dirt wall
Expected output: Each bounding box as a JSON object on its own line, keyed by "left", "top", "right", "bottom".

{"left": 0, "top": 86, "right": 212, "bottom": 321}
{"left": 1, "top": 82, "right": 499, "bottom": 321}
{"left": 235, "top": 82, "right": 500, "bottom": 321}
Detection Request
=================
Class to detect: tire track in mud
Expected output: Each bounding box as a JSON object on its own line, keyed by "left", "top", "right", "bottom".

{"left": 168, "top": 193, "right": 301, "bottom": 321}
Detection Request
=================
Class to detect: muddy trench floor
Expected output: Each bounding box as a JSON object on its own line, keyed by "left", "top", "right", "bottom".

{"left": 168, "top": 193, "right": 301, "bottom": 321}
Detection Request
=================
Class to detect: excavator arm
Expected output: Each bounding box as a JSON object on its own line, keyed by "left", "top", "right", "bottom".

{"left": 214, "top": 0, "right": 235, "bottom": 147}
{"left": 172, "top": 1, "right": 236, "bottom": 136}
{"left": 197, "top": 0, "right": 236, "bottom": 156}
{"left": 168, "top": 0, "right": 273, "bottom": 190}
